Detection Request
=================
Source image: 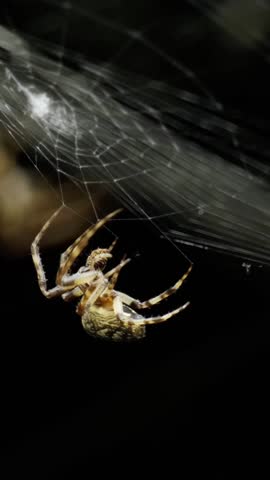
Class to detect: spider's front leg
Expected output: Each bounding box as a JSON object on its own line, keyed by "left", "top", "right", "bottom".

{"left": 31, "top": 207, "right": 101, "bottom": 298}
{"left": 105, "top": 255, "right": 130, "bottom": 290}
{"left": 113, "top": 296, "right": 190, "bottom": 326}
{"left": 31, "top": 208, "right": 75, "bottom": 298}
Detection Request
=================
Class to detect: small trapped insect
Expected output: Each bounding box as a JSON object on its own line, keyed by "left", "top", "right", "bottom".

{"left": 31, "top": 207, "right": 192, "bottom": 341}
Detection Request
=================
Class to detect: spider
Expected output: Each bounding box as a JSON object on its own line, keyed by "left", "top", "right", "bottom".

{"left": 31, "top": 207, "right": 192, "bottom": 341}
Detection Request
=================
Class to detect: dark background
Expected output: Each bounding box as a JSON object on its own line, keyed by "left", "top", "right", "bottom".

{"left": 1, "top": 1, "right": 270, "bottom": 477}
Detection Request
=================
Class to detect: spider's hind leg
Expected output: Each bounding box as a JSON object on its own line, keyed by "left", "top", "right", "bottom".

{"left": 119, "top": 265, "right": 192, "bottom": 310}
{"left": 113, "top": 296, "right": 190, "bottom": 326}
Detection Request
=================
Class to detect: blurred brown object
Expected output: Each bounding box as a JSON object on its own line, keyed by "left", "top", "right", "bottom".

{"left": 0, "top": 131, "right": 105, "bottom": 255}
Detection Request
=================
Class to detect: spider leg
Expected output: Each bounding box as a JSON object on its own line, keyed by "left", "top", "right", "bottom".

{"left": 108, "top": 237, "right": 118, "bottom": 252}
{"left": 113, "top": 296, "right": 190, "bottom": 325}
{"left": 31, "top": 207, "right": 104, "bottom": 298}
{"left": 31, "top": 207, "right": 75, "bottom": 298}
{"left": 56, "top": 208, "right": 123, "bottom": 284}
{"left": 116, "top": 265, "right": 192, "bottom": 310}
{"left": 105, "top": 255, "right": 129, "bottom": 290}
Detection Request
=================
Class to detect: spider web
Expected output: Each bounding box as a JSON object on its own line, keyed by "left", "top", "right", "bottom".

{"left": 1, "top": 0, "right": 270, "bottom": 265}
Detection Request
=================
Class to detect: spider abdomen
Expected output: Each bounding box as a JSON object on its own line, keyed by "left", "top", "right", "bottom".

{"left": 81, "top": 304, "right": 145, "bottom": 341}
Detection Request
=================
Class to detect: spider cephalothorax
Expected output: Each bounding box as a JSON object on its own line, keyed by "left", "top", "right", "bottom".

{"left": 31, "top": 207, "right": 192, "bottom": 341}
{"left": 86, "top": 248, "right": 112, "bottom": 271}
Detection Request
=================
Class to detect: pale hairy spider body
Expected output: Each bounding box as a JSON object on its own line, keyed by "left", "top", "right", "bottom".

{"left": 31, "top": 207, "right": 192, "bottom": 341}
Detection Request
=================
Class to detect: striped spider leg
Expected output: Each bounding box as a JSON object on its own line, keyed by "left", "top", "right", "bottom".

{"left": 113, "top": 265, "right": 192, "bottom": 326}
